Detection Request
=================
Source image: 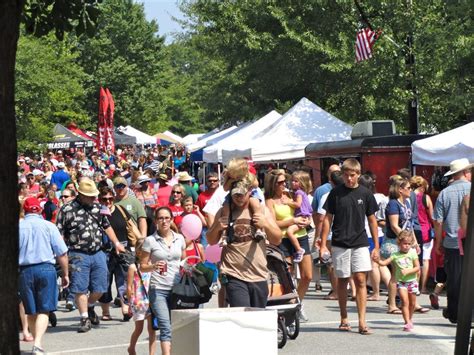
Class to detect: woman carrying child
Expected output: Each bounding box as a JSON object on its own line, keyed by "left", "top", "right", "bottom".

{"left": 127, "top": 239, "right": 156, "bottom": 355}
{"left": 282, "top": 171, "right": 313, "bottom": 263}
{"left": 376, "top": 230, "right": 420, "bottom": 331}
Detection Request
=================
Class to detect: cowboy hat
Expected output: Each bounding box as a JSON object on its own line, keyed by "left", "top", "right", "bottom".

{"left": 444, "top": 158, "right": 474, "bottom": 176}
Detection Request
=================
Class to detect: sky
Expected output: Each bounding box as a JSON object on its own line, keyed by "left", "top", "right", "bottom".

{"left": 137, "top": 0, "right": 185, "bottom": 43}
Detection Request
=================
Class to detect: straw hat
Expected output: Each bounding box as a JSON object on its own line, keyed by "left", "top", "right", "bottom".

{"left": 77, "top": 178, "right": 99, "bottom": 197}
{"left": 444, "top": 158, "right": 474, "bottom": 176}
{"left": 177, "top": 171, "right": 193, "bottom": 182}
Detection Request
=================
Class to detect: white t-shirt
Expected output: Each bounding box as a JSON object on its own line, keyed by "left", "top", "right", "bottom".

{"left": 317, "top": 192, "right": 332, "bottom": 240}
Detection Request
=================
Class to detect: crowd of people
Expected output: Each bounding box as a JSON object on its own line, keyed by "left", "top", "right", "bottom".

{"left": 17, "top": 146, "right": 472, "bottom": 354}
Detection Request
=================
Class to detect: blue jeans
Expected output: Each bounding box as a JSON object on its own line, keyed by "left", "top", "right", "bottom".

{"left": 149, "top": 288, "right": 172, "bottom": 341}
{"left": 99, "top": 252, "right": 128, "bottom": 304}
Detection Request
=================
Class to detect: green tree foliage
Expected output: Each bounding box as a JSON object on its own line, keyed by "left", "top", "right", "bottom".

{"left": 179, "top": 0, "right": 473, "bottom": 132}
{"left": 76, "top": 0, "right": 165, "bottom": 131}
{"left": 15, "top": 33, "right": 89, "bottom": 151}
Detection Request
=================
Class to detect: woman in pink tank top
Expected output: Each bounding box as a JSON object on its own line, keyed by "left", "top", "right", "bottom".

{"left": 411, "top": 176, "right": 434, "bottom": 294}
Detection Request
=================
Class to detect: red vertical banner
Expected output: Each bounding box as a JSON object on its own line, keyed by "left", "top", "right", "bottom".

{"left": 105, "top": 88, "right": 115, "bottom": 153}
{"left": 97, "top": 87, "right": 109, "bottom": 152}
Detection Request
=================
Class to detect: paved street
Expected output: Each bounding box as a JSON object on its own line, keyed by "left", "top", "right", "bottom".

{"left": 19, "top": 278, "right": 458, "bottom": 355}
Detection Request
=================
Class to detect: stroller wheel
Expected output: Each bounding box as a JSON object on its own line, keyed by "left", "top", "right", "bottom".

{"left": 278, "top": 317, "right": 287, "bottom": 349}
{"left": 287, "top": 314, "right": 300, "bottom": 340}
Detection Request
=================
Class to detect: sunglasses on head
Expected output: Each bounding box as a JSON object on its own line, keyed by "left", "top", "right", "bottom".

{"left": 114, "top": 184, "right": 126, "bottom": 189}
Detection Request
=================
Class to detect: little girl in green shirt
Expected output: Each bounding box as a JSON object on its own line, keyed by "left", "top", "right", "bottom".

{"left": 376, "top": 230, "right": 420, "bottom": 331}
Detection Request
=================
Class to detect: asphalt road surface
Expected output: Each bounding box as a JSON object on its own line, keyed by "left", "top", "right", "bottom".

{"left": 20, "top": 280, "right": 458, "bottom": 354}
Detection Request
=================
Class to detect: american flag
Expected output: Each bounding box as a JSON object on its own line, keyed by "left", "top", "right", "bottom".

{"left": 355, "top": 28, "right": 380, "bottom": 62}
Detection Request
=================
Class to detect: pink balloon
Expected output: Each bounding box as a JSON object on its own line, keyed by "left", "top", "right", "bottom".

{"left": 180, "top": 214, "right": 202, "bottom": 240}
{"left": 205, "top": 244, "right": 223, "bottom": 263}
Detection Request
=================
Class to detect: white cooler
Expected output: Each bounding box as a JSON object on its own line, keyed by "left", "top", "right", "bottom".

{"left": 171, "top": 307, "right": 278, "bottom": 355}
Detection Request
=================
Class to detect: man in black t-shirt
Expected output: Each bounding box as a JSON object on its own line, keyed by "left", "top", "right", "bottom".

{"left": 320, "top": 158, "right": 379, "bottom": 335}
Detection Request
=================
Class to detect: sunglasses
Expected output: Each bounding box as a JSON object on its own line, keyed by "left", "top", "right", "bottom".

{"left": 208, "top": 179, "right": 218, "bottom": 183}
{"left": 61, "top": 195, "right": 71, "bottom": 199}
{"left": 276, "top": 180, "right": 286, "bottom": 185}
{"left": 100, "top": 197, "right": 114, "bottom": 202}
{"left": 114, "top": 184, "right": 126, "bottom": 189}
{"left": 172, "top": 191, "right": 182, "bottom": 194}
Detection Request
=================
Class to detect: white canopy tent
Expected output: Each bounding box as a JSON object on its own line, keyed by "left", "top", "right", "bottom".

{"left": 203, "top": 110, "right": 281, "bottom": 163}
{"left": 118, "top": 125, "right": 156, "bottom": 145}
{"left": 222, "top": 97, "right": 352, "bottom": 163}
{"left": 186, "top": 125, "right": 238, "bottom": 153}
{"left": 162, "top": 130, "right": 183, "bottom": 143}
{"left": 182, "top": 133, "right": 205, "bottom": 146}
{"left": 412, "top": 122, "right": 474, "bottom": 166}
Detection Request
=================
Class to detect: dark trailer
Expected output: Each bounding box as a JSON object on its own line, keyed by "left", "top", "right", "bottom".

{"left": 305, "top": 134, "right": 432, "bottom": 195}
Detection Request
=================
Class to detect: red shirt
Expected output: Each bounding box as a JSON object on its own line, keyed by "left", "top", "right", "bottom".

{"left": 168, "top": 204, "right": 184, "bottom": 225}
{"left": 196, "top": 189, "right": 215, "bottom": 214}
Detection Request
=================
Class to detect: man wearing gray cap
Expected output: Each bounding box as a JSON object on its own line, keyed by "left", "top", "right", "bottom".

{"left": 434, "top": 158, "right": 472, "bottom": 324}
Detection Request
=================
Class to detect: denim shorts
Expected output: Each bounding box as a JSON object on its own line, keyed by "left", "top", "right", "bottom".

{"left": 279, "top": 235, "right": 311, "bottom": 258}
{"left": 19, "top": 263, "right": 58, "bottom": 315}
{"left": 69, "top": 250, "right": 108, "bottom": 294}
{"left": 149, "top": 288, "right": 172, "bottom": 342}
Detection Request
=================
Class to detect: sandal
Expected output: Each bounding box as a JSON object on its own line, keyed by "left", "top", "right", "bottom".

{"left": 338, "top": 322, "right": 351, "bottom": 331}
{"left": 324, "top": 291, "right": 338, "bottom": 300}
{"left": 367, "top": 295, "right": 380, "bottom": 301}
{"left": 358, "top": 326, "right": 373, "bottom": 335}
{"left": 414, "top": 307, "right": 430, "bottom": 314}
{"left": 101, "top": 314, "right": 113, "bottom": 321}
{"left": 387, "top": 308, "right": 402, "bottom": 314}
{"left": 21, "top": 334, "right": 34, "bottom": 342}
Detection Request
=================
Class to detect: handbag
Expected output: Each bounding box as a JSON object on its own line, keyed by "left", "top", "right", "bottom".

{"left": 117, "top": 205, "right": 142, "bottom": 247}
{"left": 136, "top": 263, "right": 159, "bottom": 330}
{"left": 170, "top": 269, "right": 212, "bottom": 309}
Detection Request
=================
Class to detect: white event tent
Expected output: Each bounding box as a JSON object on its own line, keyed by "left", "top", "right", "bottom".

{"left": 203, "top": 110, "right": 282, "bottom": 163}
{"left": 118, "top": 125, "right": 156, "bottom": 145}
{"left": 222, "top": 97, "right": 352, "bottom": 163}
{"left": 186, "top": 125, "right": 238, "bottom": 153}
{"left": 162, "top": 130, "right": 183, "bottom": 143}
{"left": 411, "top": 122, "right": 474, "bottom": 166}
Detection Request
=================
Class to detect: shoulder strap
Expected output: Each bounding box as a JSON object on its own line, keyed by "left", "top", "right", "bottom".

{"left": 116, "top": 204, "right": 129, "bottom": 220}
{"left": 135, "top": 262, "right": 150, "bottom": 299}
{"left": 422, "top": 193, "right": 428, "bottom": 209}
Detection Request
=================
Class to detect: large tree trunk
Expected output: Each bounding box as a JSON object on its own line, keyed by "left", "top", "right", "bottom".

{"left": 0, "top": 1, "right": 24, "bottom": 354}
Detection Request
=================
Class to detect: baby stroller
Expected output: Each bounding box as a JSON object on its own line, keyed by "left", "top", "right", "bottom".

{"left": 265, "top": 244, "right": 301, "bottom": 349}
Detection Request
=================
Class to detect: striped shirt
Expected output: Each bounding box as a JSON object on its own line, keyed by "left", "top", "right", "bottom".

{"left": 434, "top": 179, "right": 471, "bottom": 249}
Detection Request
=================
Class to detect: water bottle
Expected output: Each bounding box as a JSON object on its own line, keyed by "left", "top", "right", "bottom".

{"left": 321, "top": 251, "right": 332, "bottom": 264}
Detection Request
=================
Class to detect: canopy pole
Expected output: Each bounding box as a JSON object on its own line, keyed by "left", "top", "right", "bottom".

{"left": 217, "top": 163, "right": 221, "bottom": 187}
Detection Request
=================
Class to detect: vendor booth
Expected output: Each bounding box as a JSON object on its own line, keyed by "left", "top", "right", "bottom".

{"left": 221, "top": 97, "right": 352, "bottom": 163}
{"left": 118, "top": 125, "right": 156, "bottom": 145}
{"left": 411, "top": 122, "right": 474, "bottom": 166}
{"left": 47, "top": 124, "right": 94, "bottom": 150}
{"left": 203, "top": 110, "right": 282, "bottom": 163}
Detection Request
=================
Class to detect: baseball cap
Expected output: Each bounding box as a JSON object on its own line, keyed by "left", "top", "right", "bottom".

{"left": 57, "top": 162, "right": 65, "bottom": 169}
{"left": 23, "top": 197, "right": 42, "bottom": 213}
{"left": 113, "top": 176, "right": 128, "bottom": 186}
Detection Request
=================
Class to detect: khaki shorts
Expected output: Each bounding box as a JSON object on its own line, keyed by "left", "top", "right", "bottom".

{"left": 332, "top": 246, "right": 372, "bottom": 278}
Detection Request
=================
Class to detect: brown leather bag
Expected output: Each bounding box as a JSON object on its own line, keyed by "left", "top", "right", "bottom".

{"left": 116, "top": 205, "right": 142, "bottom": 247}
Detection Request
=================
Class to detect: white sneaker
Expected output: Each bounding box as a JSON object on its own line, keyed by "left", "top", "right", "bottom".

{"left": 299, "top": 305, "right": 309, "bottom": 323}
